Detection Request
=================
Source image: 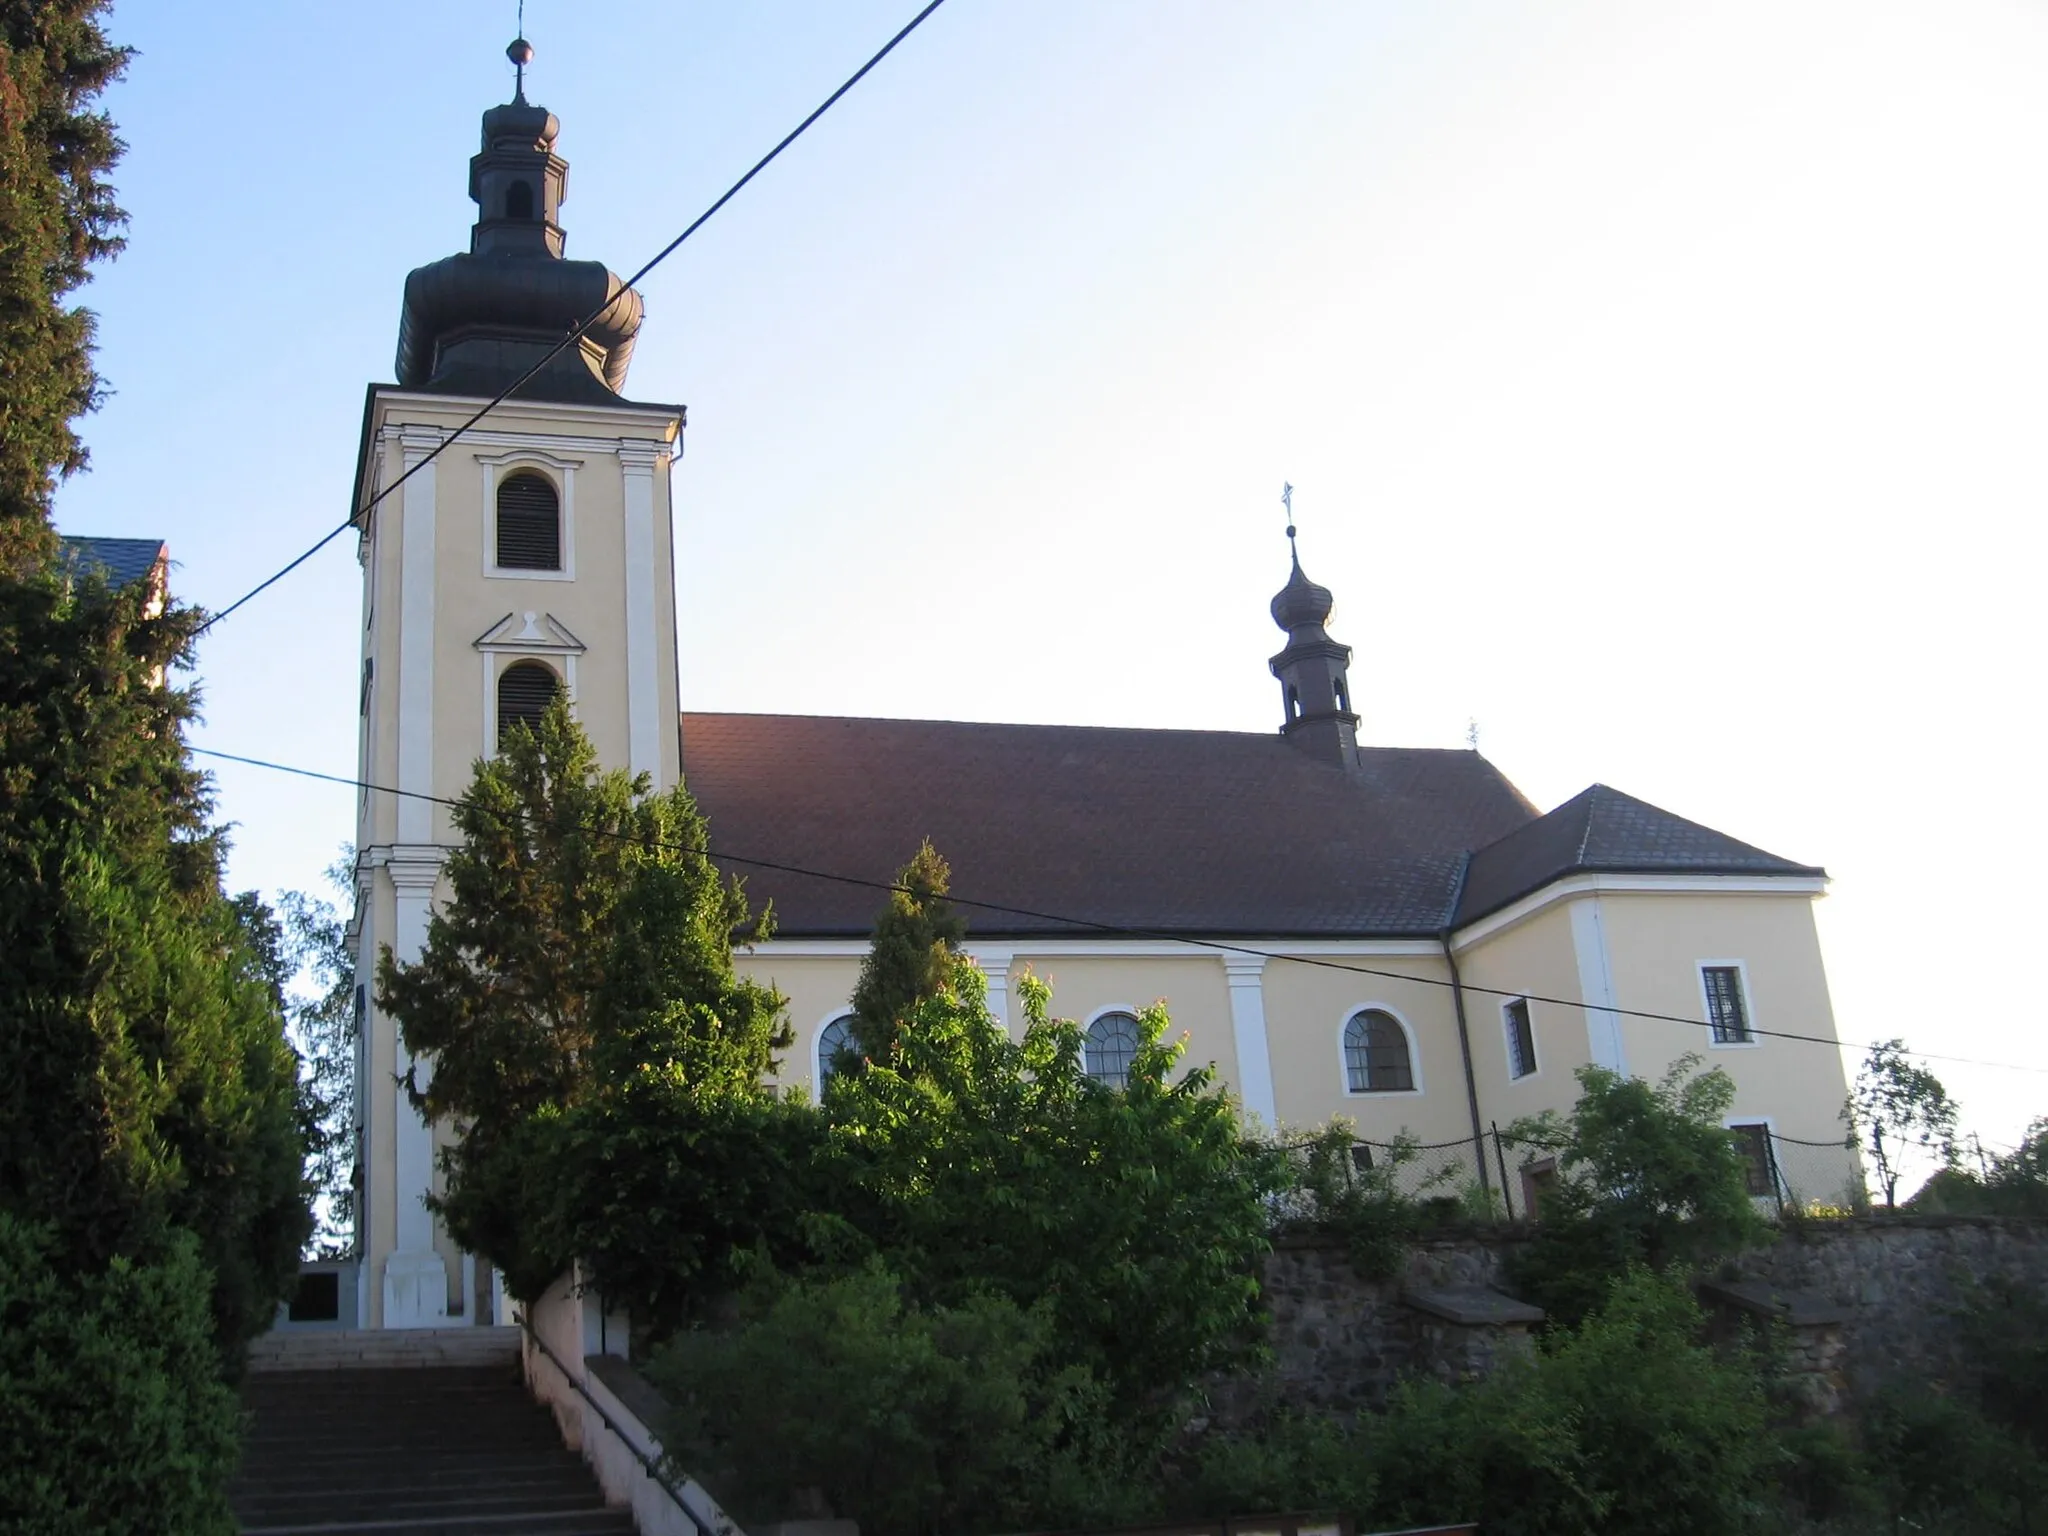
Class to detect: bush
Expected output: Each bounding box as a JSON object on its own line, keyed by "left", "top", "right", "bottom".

{"left": 823, "top": 966, "right": 1285, "bottom": 1429}
{"left": 650, "top": 1263, "right": 1108, "bottom": 1536}
{"left": 1507, "top": 1058, "right": 1768, "bottom": 1322}
{"left": 0, "top": 1216, "right": 241, "bottom": 1535}
{"left": 1864, "top": 1386, "right": 2045, "bottom": 1534}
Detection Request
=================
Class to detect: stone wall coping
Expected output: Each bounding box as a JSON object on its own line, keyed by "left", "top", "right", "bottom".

{"left": 1698, "top": 1279, "right": 1847, "bottom": 1327}
{"left": 1401, "top": 1286, "right": 1545, "bottom": 1327}
{"left": 1779, "top": 1213, "right": 2048, "bottom": 1236}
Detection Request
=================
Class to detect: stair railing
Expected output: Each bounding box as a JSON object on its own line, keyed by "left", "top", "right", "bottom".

{"left": 515, "top": 1306, "right": 719, "bottom": 1536}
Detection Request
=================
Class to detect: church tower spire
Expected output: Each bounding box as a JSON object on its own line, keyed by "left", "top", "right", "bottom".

{"left": 1269, "top": 493, "right": 1360, "bottom": 769}
{"left": 392, "top": 36, "right": 644, "bottom": 404}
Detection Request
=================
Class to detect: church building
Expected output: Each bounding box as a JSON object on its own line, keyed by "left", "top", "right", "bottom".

{"left": 347, "top": 68, "right": 1855, "bottom": 1328}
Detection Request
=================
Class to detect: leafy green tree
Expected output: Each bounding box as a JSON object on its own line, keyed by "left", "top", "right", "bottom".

{"left": 0, "top": 0, "right": 130, "bottom": 570}
{"left": 377, "top": 698, "right": 790, "bottom": 1292}
{"left": 824, "top": 949, "right": 1284, "bottom": 1429}
{"left": 1507, "top": 1058, "right": 1767, "bottom": 1322}
{"left": 276, "top": 852, "right": 361, "bottom": 1257}
{"left": 1845, "top": 1038, "right": 1959, "bottom": 1209}
{"left": 651, "top": 1262, "right": 1106, "bottom": 1536}
{"left": 847, "top": 839, "right": 965, "bottom": 1064}
{"left": 0, "top": 562, "right": 311, "bottom": 1351}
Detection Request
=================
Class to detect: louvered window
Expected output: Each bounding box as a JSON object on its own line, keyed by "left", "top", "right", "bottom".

{"left": 1343, "top": 1009, "right": 1415, "bottom": 1093}
{"left": 1084, "top": 1011, "right": 1142, "bottom": 1089}
{"left": 506, "top": 179, "right": 535, "bottom": 221}
{"left": 496, "top": 472, "right": 561, "bottom": 570}
{"left": 496, "top": 660, "right": 559, "bottom": 745}
{"left": 1702, "top": 965, "right": 1752, "bottom": 1044}
{"left": 1504, "top": 997, "right": 1537, "bottom": 1079}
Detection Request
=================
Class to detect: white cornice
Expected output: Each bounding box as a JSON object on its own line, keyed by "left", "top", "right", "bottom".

{"left": 739, "top": 936, "right": 1443, "bottom": 962}
{"left": 369, "top": 388, "right": 681, "bottom": 441}
{"left": 1451, "top": 872, "right": 1830, "bottom": 952}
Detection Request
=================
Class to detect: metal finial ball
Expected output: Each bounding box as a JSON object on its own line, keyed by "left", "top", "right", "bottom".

{"left": 1286, "top": 525, "right": 1296, "bottom": 539}
{"left": 507, "top": 37, "right": 534, "bottom": 67}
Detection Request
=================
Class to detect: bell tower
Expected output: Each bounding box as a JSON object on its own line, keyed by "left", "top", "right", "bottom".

{"left": 346, "top": 39, "right": 683, "bottom": 1327}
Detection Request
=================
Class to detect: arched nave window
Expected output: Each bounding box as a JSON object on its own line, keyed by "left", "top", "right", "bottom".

{"left": 1083, "top": 1011, "right": 1141, "bottom": 1090}
{"left": 1343, "top": 1009, "right": 1415, "bottom": 1094}
{"left": 818, "top": 1014, "right": 862, "bottom": 1084}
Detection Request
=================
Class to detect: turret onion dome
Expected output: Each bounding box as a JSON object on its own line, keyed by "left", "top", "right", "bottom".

{"left": 1270, "top": 553, "right": 1336, "bottom": 634}
{"left": 393, "top": 45, "right": 645, "bottom": 406}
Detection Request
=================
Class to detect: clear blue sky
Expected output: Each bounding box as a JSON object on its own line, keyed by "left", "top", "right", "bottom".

{"left": 57, "top": 1, "right": 2048, "bottom": 1148}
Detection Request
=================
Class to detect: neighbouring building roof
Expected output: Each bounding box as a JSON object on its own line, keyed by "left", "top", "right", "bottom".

{"left": 1451, "top": 783, "right": 1824, "bottom": 928}
{"left": 59, "top": 536, "right": 167, "bottom": 590}
{"left": 679, "top": 715, "right": 1823, "bottom": 941}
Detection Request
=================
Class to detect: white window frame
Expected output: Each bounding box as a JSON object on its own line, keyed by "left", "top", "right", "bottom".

{"left": 479, "top": 451, "right": 580, "bottom": 582}
{"left": 1080, "top": 1004, "right": 1144, "bottom": 1087}
{"left": 1697, "top": 960, "right": 1761, "bottom": 1049}
{"left": 1501, "top": 996, "right": 1540, "bottom": 1082}
{"left": 475, "top": 611, "right": 585, "bottom": 760}
{"left": 1337, "top": 1003, "right": 1424, "bottom": 1097}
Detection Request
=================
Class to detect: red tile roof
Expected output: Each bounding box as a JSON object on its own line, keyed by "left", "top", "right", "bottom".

{"left": 680, "top": 712, "right": 1538, "bottom": 938}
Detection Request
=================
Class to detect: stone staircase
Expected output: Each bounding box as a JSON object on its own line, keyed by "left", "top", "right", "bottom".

{"left": 234, "top": 1329, "right": 633, "bottom": 1535}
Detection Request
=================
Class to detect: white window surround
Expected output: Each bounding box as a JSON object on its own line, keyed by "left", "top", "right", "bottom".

{"left": 477, "top": 449, "right": 581, "bottom": 582}
{"left": 1337, "top": 1004, "right": 1425, "bottom": 1098}
{"left": 475, "top": 611, "right": 584, "bottom": 760}
{"left": 1501, "top": 996, "right": 1540, "bottom": 1082}
{"left": 1698, "top": 959, "right": 1762, "bottom": 1049}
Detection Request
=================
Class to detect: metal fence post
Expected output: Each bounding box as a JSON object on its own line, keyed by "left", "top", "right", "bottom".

{"left": 1491, "top": 1122, "right": 1514, "bottom": 1221}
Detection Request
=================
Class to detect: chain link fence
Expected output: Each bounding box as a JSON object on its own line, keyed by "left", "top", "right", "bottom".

{"left": 1275, "top": 1124, "right": 1862, "bottom": 1226}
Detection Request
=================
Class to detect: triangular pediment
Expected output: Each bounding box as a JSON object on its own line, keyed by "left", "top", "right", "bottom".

{"left": 473, "top": 610, "right": 586, "bottom": 654}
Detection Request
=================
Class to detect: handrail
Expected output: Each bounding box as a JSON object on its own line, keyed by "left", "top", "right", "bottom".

{"left": 515, "top": 1307, "right": 717, "bottom": 1536}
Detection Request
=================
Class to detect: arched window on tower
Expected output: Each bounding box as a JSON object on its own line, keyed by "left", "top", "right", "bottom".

{"left": 497, "top": 660, "right": 560, "bottom": 746}
{"left": 506, "top": 179, "right": 535, "bottom": 221}
{"left": 496, "top": 471, "right": 561, "bottom": 570}
{"left": 1286, "top": 685, "right": 1302, "bottom": 721}
{"left": 1334, "top": 676, "right": 1350, "bottom": 714}
{"left": 1343, "top": 1009, "right": 1416, "bottom": 1093}
{"left": 1083, "top": 1011, "right": 1142, "bottom": 1089}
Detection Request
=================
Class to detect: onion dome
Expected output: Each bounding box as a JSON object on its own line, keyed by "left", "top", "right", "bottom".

{"left": 392, "top": 39, "right": 646, "bottom": 406}
{"left": 1270, "top": 552, "right": 1336, "bottom": 634}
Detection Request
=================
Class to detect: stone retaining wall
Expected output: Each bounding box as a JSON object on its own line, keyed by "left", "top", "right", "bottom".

{"left": 1229, "top": 1216, "right": 2047, "bottom": 1421}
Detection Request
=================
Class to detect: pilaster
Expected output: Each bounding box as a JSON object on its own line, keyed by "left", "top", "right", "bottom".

{"left": 1223, "top": 954, "right": 1279, "bottom": 1128}
{"left": 395, "top": 429, "right": 441, "bottom": 847}
{"left": 618, "top": 439, "right": 665, "bottom": 787}
{"left": 382, "top": 848, "right": 448, "bottom": 1328}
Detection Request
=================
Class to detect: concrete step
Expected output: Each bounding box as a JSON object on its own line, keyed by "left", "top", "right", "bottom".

{"left": 238, "top": 1512, "right": 634, "bottom": 1536}
{"left": 247, "top": 1329, "right": 522, "bottom": 1373}
{"left": 231, "top": 1339, "right": 627, "bottom": 1536}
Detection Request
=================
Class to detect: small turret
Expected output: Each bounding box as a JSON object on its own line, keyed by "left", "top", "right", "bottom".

{"left": 1268, "top": 505, "right": 1359, "bottom": 769}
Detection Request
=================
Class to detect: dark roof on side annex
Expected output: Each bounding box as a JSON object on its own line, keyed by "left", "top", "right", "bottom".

{"left": 59, "top": 535, "right": 166, "bottom": 589}
{"left": 678, "top": 713, "right": 1825, "bottom": 941}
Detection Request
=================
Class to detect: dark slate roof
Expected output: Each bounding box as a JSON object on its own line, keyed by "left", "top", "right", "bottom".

{"left": 680, "top": 712, "right": 1537, "bottom": 939}
{"left": 59, "top": 536, "right": 166, "bottom": 589}
{"left": 1453, "top": 784, "right": 1824, "bottom": 928}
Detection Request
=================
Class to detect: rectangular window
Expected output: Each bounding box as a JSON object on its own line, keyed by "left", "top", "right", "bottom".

{"left": 1701, "top": 964, "right": 1752, "bottom": 1044}
{"left": 1503, "top": 997, "right": 1537, "bottom": 1079}
{"left": 1729, "top": 1122, "right": 1775, "bottom": 1197}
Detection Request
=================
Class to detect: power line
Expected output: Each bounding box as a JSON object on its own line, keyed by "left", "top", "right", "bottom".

{"left": 194, "top": 0, "right": 952, "bottom": 637}
{"left": 188, "top": 744, "right": 2048, "bottom": 1078}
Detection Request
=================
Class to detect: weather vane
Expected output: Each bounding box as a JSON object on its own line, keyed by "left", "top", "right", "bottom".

{"left": 1282, "top": 482, "right": 1297, "bottom": 555}
{"left": 508, "top": 1, "right": 532, "bottom": 100}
